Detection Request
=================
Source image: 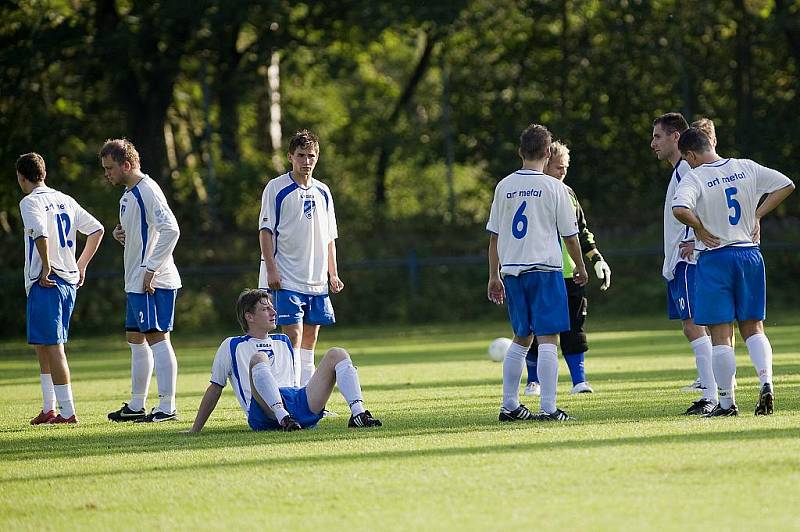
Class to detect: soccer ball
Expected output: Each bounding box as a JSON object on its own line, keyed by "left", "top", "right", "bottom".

{"left": 488, "top": 337, "right": 512, "bottom": 362}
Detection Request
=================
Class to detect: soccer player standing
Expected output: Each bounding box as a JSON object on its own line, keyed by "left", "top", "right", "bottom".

{"left": 188, "top": 289, "right": 381, "bottom": 433}
{"left": 523, "top": 141, "right": 611, "bottom": 397}
{"left": 17, "top": 153, "right": 104, "bottom": 424}
{"left": 258, "top": 130, "right": 343, "bottom": 387}
{"left": 101, "top": 139, "right": 182, "bottom": 423}
{"left": 672, "top": 128, "right": 794, "bottom": 416}
{"left": 487, "top": 124, "right": 588, "bottom": 422}
{"left": 651, "top": 113, "right": 718, "bottom": 415}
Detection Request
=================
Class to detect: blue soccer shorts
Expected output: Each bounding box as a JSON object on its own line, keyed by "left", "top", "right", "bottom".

{"left": 503, "top": 270, "right": 570, "bottom": 337}
{"left": 273, "top": 289, "right": 335, "bottom": 326}
{"left": 27, "top": 276, "right": 76, "bottom": 345}
{"left": 694, "top": 246, "right": 766, "bottom": 326}
{"left": 248, "top": 387, "right": 323, "bottom": 431}
{"left": 666, "top": 261, "right": 697, "bottom": 321}
{"left": 125, "top": 289, "right": 177, "bottom": 333}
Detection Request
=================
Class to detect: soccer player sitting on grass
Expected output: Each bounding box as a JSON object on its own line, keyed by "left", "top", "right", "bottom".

{"left": 672, "top": 127, "right": 794, "bottom": 416}
{"left": 188, "top": 289, "right": 381, "bottom": 432}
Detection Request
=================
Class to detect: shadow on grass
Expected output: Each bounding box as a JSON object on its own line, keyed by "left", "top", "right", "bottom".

{"left": 2, "top": 425, "right": 797, "bottom": 484}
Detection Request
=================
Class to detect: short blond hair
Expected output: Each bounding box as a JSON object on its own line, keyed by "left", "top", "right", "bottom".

{"left": 99, "top": 138, "right": 141, "bottom": 169}
{"left": 691, "top": 118, "right": 717, "bottom": 147}
{"left": 549, "top": 140, "right": 570, "bottom": 161}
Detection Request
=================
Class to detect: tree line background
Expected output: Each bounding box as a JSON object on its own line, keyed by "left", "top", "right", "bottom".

{"left": 1, "top": 0, "right": 798, "bottom": 337}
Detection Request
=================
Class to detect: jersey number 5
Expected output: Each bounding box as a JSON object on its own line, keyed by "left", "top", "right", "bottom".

{"left": 725, "top": 187, "right": 741, "bottom": 225}
{"left": 512, "top": 201, "right": 528, "bottom": 239}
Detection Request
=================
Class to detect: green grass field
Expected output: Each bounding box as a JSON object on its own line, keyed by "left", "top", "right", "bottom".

{"left": 2, "top": 315, "right": 800, "bottom": 531}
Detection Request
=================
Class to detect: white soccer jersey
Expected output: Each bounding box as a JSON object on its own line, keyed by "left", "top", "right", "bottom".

{"left": 662, "top": 159, "right": 696, "bottom": 281}
{"left": 20, "top": 186, "right": 103, "bottom": 295}
{"left": 209, "top": 334, "right": 297, "bottom": 415}
{"left": 119, "top": 175, "right": 181, "bottom": 293}
{"left": 672, "top": 158, "right": 794, "bottom": 251}
{"left": 486, "top": 169, "right": 578, "bottom": 276}
{"left": 258, "top": 173, "right": 338, "bottom": 294}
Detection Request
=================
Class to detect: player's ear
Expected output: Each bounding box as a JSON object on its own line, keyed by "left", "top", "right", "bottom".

{"left": 122, "top": 161, "right": 132, "bottom": 173}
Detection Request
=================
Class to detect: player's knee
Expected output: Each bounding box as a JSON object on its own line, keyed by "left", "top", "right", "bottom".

{"left": 561, "top": 332, "right": 588, "bottom": 355}
{"left": 249, "top": 352, "right": 270, "bottom": 369}
{"left": 324, "top": 347, "right": 349, "bottom": 364}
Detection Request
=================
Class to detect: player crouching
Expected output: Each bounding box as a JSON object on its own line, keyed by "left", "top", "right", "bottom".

{"left": 188, "top": 289, "right": 381, "bottom": 433}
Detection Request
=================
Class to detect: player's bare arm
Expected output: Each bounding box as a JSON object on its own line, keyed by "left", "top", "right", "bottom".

{"left": 259, "top": 229, "right": 282, "bottom": 290}
{"left": 327, "top": 240, "right": 344, "bottom": 294}
{"left": 188, "top": 383, "right": 224, "bottom": 433}
{"left": 564, "top": 235, "right": 588, "bottom": 286}
{"left": 487, "top": 234, "right": 504, "bottom": 304}
{"left": 34, "top": 237, "right": 56, "bottom": 288}
{"left": 76, "top": 229, "right": 104, "bottom": 288}
{"left": 752, "top": 184, "right": 796, "bottom": 243}
{"left": 672, "top": 207, "right": 720, "bottom": 248}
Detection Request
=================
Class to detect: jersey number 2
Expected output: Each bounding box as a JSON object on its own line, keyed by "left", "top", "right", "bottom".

{"left": 512, "top": 201, "right": 528, "bottom": 239}
{"left": 725, "top": 187, "right": 741, "bottom": 225}
{"left": 55, "top": 213, "right": 73, "bottom": 248}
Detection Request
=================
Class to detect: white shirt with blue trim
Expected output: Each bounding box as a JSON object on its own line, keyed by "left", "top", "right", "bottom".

{"left": 672, "top": 158, "right": 794, "bottom": 251}
{"left": 20, "top": 186, "right": 104, "bottom": 295}
{"left": 209, "top": 334, "right": 298, "bottom": 415}
{"left": 486, "top": 169, "right": 578, "bottom": 276}
{"left": 258, "top": 172, "right": 338, "bottom": 294}
{"left": 119, "top": 175, "right": 181, "bottom": 293}
{"left": 663, "top": 159, "right": 696, "bottom": 281}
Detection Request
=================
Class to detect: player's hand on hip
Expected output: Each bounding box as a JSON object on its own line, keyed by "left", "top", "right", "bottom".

{"left": 487, "top": 278, "right": 505, "bottom": 305}
{"left": 751, "top": 218, "right": 761, "bottom": 244}
{"left": 329, "top": 275, "right": 344, "bottom": 294}
{"left": 593, "top": 260, "right": 611, "bottom": 291}
{"left": 573, "top": 267, "right": 589, "bottom": 287}
{"left": 696, "top": 227, "right": 720, "bottom": 249}
{"left": 143, "top": 270, "right": 156, "bottom": 294}
{"left": 113, "top": 224, "right": 126, "bottom": 246}
{"left": 678, "top": 240, "right": 695, "bottom": 260}
{"left": 38, "top": 269, "right": 56, "bottom": 288}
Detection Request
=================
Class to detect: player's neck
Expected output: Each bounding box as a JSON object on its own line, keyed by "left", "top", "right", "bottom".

{"left": 246, "top": 327, "right": 270, "bottom": 340}
{"left": 291, "top": 171, "right": 312, "bottom": 187}
{"left": 25, "top": 181, "right": 46, "bottom": 194}
{"left": 520, "top": 158, "right": 546, "bottom": 172}
{"left": 123, "top": 170, "right": 146, "bottom": 189}
{"left": 668, "top": 152, "right": 682, "bottom": 167}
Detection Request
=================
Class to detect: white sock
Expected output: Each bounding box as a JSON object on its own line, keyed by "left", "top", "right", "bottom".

{"left": 299, "top": 348, "right": 315, "bottom": 387}
{"left": 129, "top": 342, "right": 154, "bottom": 411}
{"left": 53, "top": 383, "right": 75, "bottom": 418}
{"left": 334, "top": 359, "right": 366, "bottom": 416}
{"left": 745, "top": 333, "right": 773, "bottom": 386}
{"left": 40, "top": 374, "right": 56, "bottom": 412}
{"left": 151, "top": 340, "right": 177, "bottom": 414}
{"left": 251, "top": 362, "right": 289, "bottom": 421}
{"left": 691, "top": 336, "right": 717, "bottom": 402}
{"left": 502, "top": 342, "right": 527, "bottom": 411}
{"left": 712, "top": 345, "right": 737, "bottom": 409}
{"left": 537, "top": 344, "right": 559, "bottom": 414}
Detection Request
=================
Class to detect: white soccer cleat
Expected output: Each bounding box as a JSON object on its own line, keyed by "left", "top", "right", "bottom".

{"left": 523, "top": 382, "right": 541, "bottom": 396}
{"left": 680, "top": 378, "right": 704, "bottom": 393}
{"left": 569, "top": 381, "right": 594, "bottom": 394}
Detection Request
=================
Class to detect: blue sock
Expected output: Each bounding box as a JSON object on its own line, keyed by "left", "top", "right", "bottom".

{"left": 564, "top": 353, "right": 586, "bottom": 385}
{"left": 525, "top": 349, "right": 539, "bottom": 384}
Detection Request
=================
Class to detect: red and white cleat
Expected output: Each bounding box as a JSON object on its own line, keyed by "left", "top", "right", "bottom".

{"left": 47, "top": 414, "right": 77, "bottom": 424}
{"left": 30, "top": 410, "right": 56, "bottom": 425}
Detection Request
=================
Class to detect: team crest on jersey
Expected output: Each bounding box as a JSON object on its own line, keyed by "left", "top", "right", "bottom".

{"left": 303, "top": 197, "right": 316, "bottom": 219}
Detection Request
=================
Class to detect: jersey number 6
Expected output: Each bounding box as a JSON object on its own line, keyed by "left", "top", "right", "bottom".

{"left": 512, "top": 201, "right": 528, "bottom": 239}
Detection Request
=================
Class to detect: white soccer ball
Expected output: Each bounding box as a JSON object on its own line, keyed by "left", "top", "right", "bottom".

{"left": 488, "top": 337, "right": 512, "bottom": 362}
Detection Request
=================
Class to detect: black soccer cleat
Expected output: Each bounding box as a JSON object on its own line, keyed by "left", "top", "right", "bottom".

{"left": 683, "top": 398, "right": 717, "bottom": 416}
{"left": 134, "top": 409, "right": 178, "bottom": 423}
{"left": 348, "top": 410, "right": 382, "bottom": 428}
{"left": 108, "top": 403, "right": 146, "bottom": 422}
{"left": 532, "top": 408, "right": 574, "bottom": 421}
{"left": 279, "top": 415, "right": 302, "bottom": 431}
{"left": 754, "top": 382, "right": 774, "bottom": 416}
{"left": 703, "top": 404, "right": 739, "bottom": 417}
{"left": 498, "top": 404, "right": 536, "bottom": 422}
